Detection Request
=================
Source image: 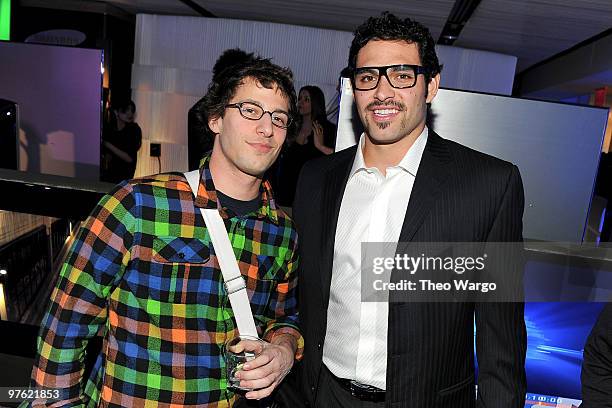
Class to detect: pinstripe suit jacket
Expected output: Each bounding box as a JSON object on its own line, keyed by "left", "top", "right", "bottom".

{"left": 292, "top": 131, "right": 527, "bottom": 408}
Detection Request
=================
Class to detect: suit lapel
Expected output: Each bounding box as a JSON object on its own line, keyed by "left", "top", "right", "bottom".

{"left": 398, "top": 131, "right": 453, "bottom": 243}
{"left": 317, "top": 134, "right": 452, "bottom": 303}
{"left": 319, "top": 147, "right": 356, "bottom": 301}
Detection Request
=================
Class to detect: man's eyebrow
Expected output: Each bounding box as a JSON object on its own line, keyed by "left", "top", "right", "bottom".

{"left": 235, "top": 98, "right": 260, "bottom": 105}
{"left": 238, "top": 98, "right": 289, "bottom": 113}
{"left": 355, "top": 67, "right": 380, "bottom": 72}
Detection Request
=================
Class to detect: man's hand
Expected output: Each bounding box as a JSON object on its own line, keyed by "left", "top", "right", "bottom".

{"left": 236, "top": 334, "right": 297, "bottom": 399}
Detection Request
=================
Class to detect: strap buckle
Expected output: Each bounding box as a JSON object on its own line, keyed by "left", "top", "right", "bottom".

{"left": 224, "top": 275, "right": 246, "bottom": 295}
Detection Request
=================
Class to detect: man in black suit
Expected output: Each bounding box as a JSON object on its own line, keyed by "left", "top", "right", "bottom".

{"left": 293, "top": 12, "right": 526, "bottom": 408}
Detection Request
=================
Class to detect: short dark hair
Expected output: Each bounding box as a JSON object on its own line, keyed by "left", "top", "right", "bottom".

{"left": 199, "top": 49, "right": 298, "bottom": 137}
{"left": 348, "top": 12, "right": 442, "bottom": 83}
{"left": 211, "top": 48, "right": 251, "bottom": 80}
{"left": 111, "top": 98, "right": 136, "bottom": 113}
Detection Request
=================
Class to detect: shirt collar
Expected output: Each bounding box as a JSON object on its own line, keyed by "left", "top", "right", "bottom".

{"left": 193, "top": 154, "right": 280, "bottom": 224}
{"left": 350, "top": 126, "right": 429, "bottom": 179}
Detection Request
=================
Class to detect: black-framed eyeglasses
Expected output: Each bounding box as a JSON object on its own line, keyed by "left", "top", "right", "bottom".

{"left": 225, "top": 101, "right": 292, "bottom": 129}
{"left": 352, "top": 64, "right": 428, "bottom": 91}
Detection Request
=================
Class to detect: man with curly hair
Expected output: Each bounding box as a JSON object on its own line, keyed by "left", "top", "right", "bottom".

{"left": 26, "top": 50, "right": 302, "bottom": 407}
{"left": 293, "top": 12, "right": 526, "bottom": 408}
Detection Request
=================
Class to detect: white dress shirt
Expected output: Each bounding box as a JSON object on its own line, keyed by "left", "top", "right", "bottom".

{"left": 322, "top": 127, "right": 428, "bottom": 390}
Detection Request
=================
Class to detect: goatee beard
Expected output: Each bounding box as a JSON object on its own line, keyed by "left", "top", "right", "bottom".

{"left": 365, "top": 100, "right": 404, "bottom": 131}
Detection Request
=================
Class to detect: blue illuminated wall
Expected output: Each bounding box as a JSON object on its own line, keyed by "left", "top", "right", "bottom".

{"left": 524, "top": 302, "right": 604, "bottom": 399}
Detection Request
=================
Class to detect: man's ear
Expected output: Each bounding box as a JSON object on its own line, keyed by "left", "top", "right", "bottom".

{"left": 426, "top": 73, "right": 441, "bottom": 104}
{"left": 208, "top": 115, "right": 223, "bottom": 135}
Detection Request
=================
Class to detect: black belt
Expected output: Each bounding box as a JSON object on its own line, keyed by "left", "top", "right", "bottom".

{"left": 326, "top": 367, "right": 386, "bottom": 402}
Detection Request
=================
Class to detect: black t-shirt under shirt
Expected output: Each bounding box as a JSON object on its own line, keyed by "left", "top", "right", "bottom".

{"left": 216, "top": 191, "right": 260, "bottom": 217}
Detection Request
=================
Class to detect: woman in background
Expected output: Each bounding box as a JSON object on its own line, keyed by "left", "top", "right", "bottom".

{"left": 101, "top": 98, "right": 142, "bottom": 184}
{"left": 275, "top": 85, "right": 336, "bottom": 207}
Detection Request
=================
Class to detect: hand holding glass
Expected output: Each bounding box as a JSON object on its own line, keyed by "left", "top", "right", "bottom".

{"left": 224, "top": 335, "right": 265, "bottom": 391}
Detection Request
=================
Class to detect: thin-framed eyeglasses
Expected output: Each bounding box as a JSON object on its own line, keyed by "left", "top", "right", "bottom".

{"left": 225, "top": 101, "right": 292, "bottom": 129}
{"left": 352, "top": 64, "right": 428, "bottom": 91}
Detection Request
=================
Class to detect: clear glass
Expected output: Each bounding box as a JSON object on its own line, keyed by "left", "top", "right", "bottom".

{"left": 224, "top": 334, "right": 265, "bottom": 391}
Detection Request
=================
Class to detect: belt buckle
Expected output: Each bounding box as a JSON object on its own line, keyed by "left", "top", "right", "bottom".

{"left": 349, "top": 381, "right": 384, "bottom": 402}
{"left": 349, "top": 381, "right": 360, "bottom": 398}
{"left": 349, "top": 381, "right": 367, "bottom": 398}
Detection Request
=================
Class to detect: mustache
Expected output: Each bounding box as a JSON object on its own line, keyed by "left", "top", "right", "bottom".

{"left": 366, "top": 100, "right": 406, "bottom": 110}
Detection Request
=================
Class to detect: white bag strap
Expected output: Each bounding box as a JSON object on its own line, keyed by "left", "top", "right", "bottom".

{"left": 184, "top": 170, "right": 258, "bottom": 337}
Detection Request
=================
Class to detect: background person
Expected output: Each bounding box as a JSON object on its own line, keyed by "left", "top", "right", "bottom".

{"left": 188, "top": 49, "right": 253, "bottom": 171}
{"left": 581, "top": 303, "right": 612, "bottom": 407}
{"left": 275, "top": 85, "right": 336, "bottom": 207}
{"left": 101, "top": 98, "right": 142, "bottom": 183}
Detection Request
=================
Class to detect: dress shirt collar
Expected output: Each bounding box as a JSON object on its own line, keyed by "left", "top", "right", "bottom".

{"left": 349, "top": 126, "right": 429, "bottom": 179}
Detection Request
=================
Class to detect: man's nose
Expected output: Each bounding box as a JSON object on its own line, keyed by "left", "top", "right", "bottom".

{"left": 373, "top": 75, "right": 396, "bottom": 101}
{"left": 256, "top": 113, "right": 274, "bottom": 137}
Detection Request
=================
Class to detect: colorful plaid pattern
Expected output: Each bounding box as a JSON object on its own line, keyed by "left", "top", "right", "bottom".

{"left": 27, "top": 155, "right": 302, "bottom": 407}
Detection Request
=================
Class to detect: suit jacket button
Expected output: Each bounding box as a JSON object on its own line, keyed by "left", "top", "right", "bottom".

{"left": 317, "top": 342, "right": 322, "bottom": 349}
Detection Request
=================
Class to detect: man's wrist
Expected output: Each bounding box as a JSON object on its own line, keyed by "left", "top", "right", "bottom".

{"left": 270, "top": 333, "right": 297, "bottom": 356}
{"left": 264, "top": 327, "right": 304, "bottom": 360}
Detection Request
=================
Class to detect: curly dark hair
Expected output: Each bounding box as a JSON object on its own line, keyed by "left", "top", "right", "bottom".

{"left": 198, "top": 49, "right": 298, "bottom": 138}
{"left": 348, "top": 11, "right": 442, "bottom": 83}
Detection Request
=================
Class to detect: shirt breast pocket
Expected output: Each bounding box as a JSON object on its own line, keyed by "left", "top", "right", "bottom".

{"left": 241, "top": 254, "right": 286, "bottom": 320}
{"left": 143, "top": 236, "right": 212, "bottom": 304}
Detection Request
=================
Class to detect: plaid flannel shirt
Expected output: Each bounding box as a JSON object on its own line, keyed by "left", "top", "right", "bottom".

{"left": 27, "top": 155, "right": 302, "bottom": 407}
